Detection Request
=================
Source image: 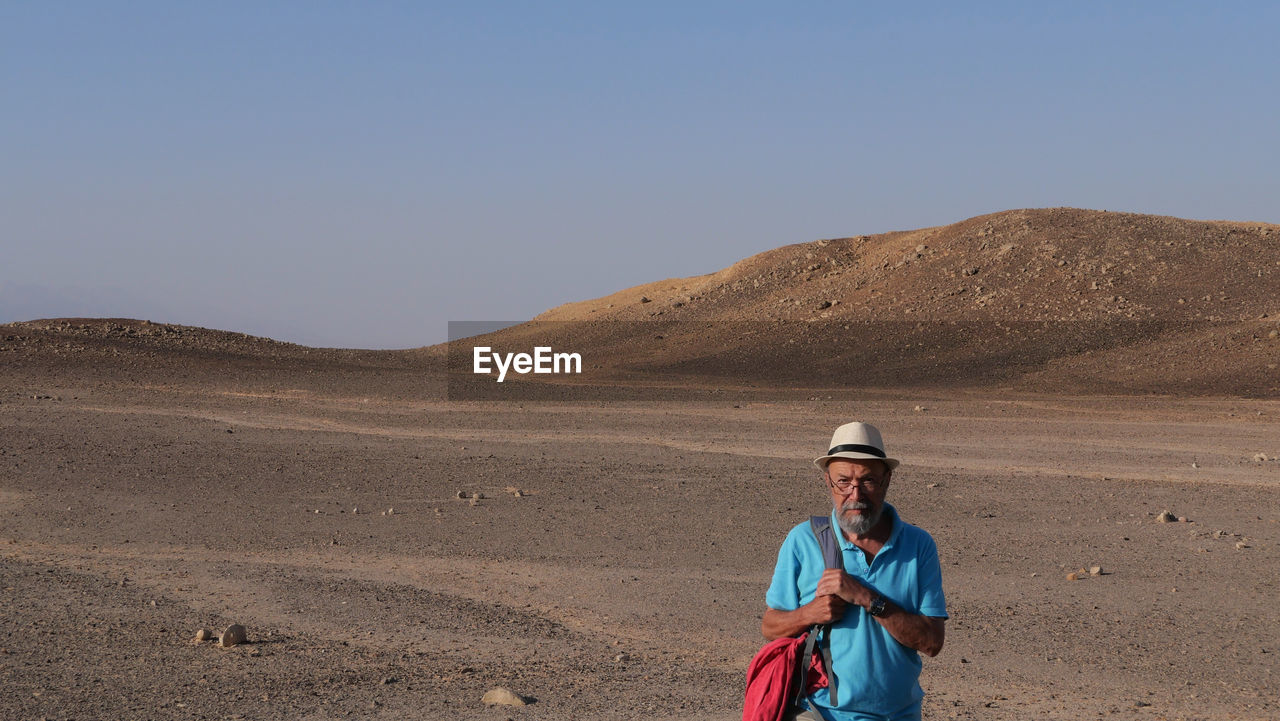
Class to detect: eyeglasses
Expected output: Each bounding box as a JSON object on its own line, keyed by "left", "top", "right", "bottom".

{"left": 825, "top": 474, "right": 884, "bottom": 494}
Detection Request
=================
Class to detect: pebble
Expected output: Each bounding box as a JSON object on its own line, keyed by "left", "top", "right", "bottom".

{"left": 194, "top": 628, "right": 215, "bottom": 642}
{"left": 1089, "top": 565, "right": 1102, "bottom": 576}
{"left": 1254, "top": 453, "right": 1270, "bottom": 462}
{"left": 913, "top": 405, "right": 926, "bottom": 412}
{"left": 482, "top": 687, "right": 527, "bottom": 707}
{"left": 219, "top": 624, "right": 248, "bottom": 647}
{"left": 1235, "top": 541, "right": 1250, "bottom": 550}
{"left": 1155, "top": 510, "right": 1177, "bottom": 523}
{"left": 614, "top": 652, "right": 630, "bottom": 663}
{"left": 1066, "top": 572, "right": 1080, "bottom": 581}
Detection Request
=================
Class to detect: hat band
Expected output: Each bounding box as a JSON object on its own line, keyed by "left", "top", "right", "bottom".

{"left": 827, "top": 443, "right": 885, "bottom": 458}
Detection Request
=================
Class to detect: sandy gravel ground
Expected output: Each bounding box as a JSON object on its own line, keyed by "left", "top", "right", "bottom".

{"left": 3, "top": 368, "right": 1279, "bottom": 720}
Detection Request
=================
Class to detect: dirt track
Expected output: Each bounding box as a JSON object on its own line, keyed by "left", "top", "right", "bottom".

{"left": 3, "top": 361, "right": 1278, "bottom": 719}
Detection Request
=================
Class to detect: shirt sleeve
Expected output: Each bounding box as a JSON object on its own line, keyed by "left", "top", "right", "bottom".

{"left": 916, "top": 533, "right": 948, "bottom": 619}
{"left": 765, "top": 528, "right": 802, "bottom": 611}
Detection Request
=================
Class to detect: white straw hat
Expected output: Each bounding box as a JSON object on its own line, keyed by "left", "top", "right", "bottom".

{"left": 813, "top": 421, "right": 899, "bottom": 471}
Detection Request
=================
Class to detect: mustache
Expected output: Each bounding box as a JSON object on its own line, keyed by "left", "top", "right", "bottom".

{"left": 841, "top": 501, "right": 869, "bottom": 511}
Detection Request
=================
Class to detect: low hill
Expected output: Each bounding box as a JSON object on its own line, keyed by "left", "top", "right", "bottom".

{"left": 0, "top": 318, "right": 443, "bottom": 398}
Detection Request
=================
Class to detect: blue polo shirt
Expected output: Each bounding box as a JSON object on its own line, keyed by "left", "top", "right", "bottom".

{"left": 765, "top": 504, "right": 948, "bottom": 719}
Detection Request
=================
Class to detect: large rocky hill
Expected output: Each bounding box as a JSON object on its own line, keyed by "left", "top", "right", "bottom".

{"left": 539, "top": 208, "right": 1277, "bottom": 323}
{"left": 460, "top": 208, "right": 1280, "bottom": 396}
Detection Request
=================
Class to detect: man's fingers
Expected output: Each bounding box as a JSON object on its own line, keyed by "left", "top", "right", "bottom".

{"left": 816, "top": 569, "right": 847, "bottom": 595}
{"left": 806, "top": 594, "right": 845, "bottom": 624}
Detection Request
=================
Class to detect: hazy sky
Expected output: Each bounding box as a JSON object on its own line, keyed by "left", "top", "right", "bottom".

{"left": 4, "top": 2, "right": 1277, "bottom": 348}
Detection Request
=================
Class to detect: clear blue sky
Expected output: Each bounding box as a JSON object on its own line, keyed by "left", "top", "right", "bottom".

{"left": 3, "top": 2, "right": 1277, "bottom": 348}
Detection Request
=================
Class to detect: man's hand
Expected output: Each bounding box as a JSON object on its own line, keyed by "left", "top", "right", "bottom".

{"left": 815, "top": 568, "right": 872, "bottom": 607}
{"left": 761, "top": 594, "right": 847, "bottom": 640}
{"left": 805, "top": 593, "right": 847, "bottom": 626}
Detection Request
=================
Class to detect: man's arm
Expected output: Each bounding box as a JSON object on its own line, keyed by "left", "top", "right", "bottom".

{"left": 872, "top": 603, "right": 945, "bottom": 657}
{"left": 816, "top": 568, "right": 945, "bottom": 656}
{"left": 761, "top": 594, "right": 846, "bottom": 640}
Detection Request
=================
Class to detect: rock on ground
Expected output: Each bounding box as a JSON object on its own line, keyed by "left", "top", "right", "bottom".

{"left": 219, "top": 624, "right": 248, "bottom": 647}
{"left": 481, "top": 687, "right": 527, "bottom": 706}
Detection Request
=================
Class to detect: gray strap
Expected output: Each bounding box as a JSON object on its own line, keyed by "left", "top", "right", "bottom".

{"left": 792, "top": 627, "right": 821, "bottom": 707}
{"left": 802, "top": 516, "right": 842, "bottom": 707}
{"left": 809, "top": 515, "right": 842, "bottom": 571}
{"left": 819, "top": 631, "right": 837, "bottom": 706}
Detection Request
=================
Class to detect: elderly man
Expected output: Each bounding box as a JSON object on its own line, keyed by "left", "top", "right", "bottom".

{"left": 762, "top": 422, "right": 948, "bottom": 721}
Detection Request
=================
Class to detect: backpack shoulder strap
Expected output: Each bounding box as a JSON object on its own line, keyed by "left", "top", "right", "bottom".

{"left": 809, "top": 515, "right": 842, "bottom": 570}
{"left": 794, "top": 515, "right": 842, "bottom": 708}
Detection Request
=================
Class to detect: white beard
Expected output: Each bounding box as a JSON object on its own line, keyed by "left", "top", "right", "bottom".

{"left": 835, "top": 500, "right": 882, "bottom": 537}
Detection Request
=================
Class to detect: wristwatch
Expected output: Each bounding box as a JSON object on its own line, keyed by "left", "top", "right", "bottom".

{"left": 868, "top": 594, "right": 888, "bottom": 617}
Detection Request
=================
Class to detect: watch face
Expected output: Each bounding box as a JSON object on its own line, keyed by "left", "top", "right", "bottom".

{"left": 870, "top": 595, "right": 886, "bottom": 616}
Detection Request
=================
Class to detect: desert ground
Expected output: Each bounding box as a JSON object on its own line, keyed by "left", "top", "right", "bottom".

{"left": 2, "top": 328, "right": 1278, "bottom": 720}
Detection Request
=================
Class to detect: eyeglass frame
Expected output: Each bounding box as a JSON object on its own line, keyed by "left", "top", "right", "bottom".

{"left": 823, "top": 469, "right": 889, "bottom": 495}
